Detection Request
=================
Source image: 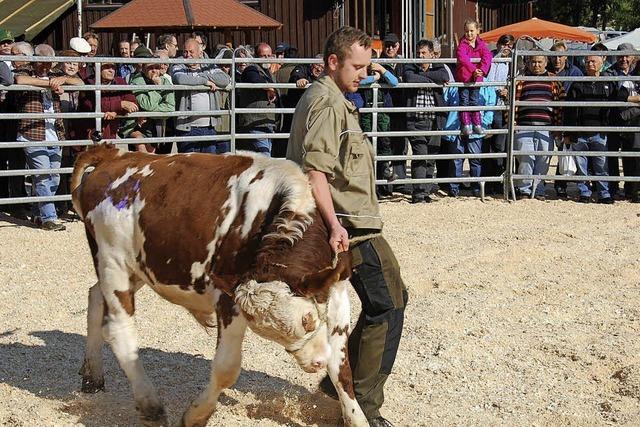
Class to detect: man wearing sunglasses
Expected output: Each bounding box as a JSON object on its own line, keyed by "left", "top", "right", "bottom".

{"left": 380, "top": 33, "right": 408, "bottom": 196}
{"left": 0, "top": 29, "right": 14, "bottom": 69}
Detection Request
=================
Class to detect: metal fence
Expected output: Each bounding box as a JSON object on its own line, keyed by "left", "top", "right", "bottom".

{"left": 0, "top": 47, "right": 639, "bottom": 209}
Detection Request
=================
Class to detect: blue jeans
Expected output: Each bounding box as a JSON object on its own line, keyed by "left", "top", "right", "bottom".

{"left": 514, "top": 130, "right": 553, "bottom": 196}
{"left": 177, "top": 127, "right": 229, "bottom": 154}
{"left": 574, "top": 133, "right": 610, "bottom": 199}
{"left": 239, "top": 123, "right": 276, "bottom": 156}
{"left": 24, "top": 145, "right": 61, "bottom": 222}
{"left": 446, "top": 136, "right": 483, "bottom": 195}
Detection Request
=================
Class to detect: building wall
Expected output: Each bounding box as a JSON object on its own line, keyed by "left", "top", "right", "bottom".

{"left": 32, "top": 0, "right": 340, "bottom": 57}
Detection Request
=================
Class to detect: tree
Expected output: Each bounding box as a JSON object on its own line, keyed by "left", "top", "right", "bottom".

{"left": 480, "top": 0, "right": 640, "bottom": 31}
{"left": 534, "top": 0, "right": 640, "bottom": 30}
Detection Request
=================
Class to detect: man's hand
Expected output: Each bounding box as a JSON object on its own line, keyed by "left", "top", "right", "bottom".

{"left": 370, "top": 62, "right": 387, "bottom": 75}
{"left": 49, "top": 77, "right": 66, "bottom": 94}
{"left": 205, "top": 81, "right": 218, "bottom": 91}
{"left": 472, "top": 69, "right": 484, "bottom": 78}
{"left": 103, "top": 111, "right": 117, "bottom": 120}
{"left": 120, "top": 100, "right": 138, "bottom": 113}
{"left": 329, "top": 223, "right": 350, "bottom": 254}
{"left": 296, "top": 78, "right": 309, "bottom": 88}
{"left": 266, "top": 88, "right": 277, "bottom": 103}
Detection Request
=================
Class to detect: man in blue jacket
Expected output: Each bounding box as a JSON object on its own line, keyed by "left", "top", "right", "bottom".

{"left": 402, "top": 39, "right": 450, "bottom": 203}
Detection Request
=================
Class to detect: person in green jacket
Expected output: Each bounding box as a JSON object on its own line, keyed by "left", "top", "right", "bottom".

{"left": 122, "top": 47, "right": 175, "bottom": 152}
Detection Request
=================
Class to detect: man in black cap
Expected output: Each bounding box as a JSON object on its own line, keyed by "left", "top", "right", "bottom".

{"left": 609, "top": 42, "right": 639, "bottom": 199}
{"left": 380, "top": 33, "right": 408, "bottom": 195}
{"left": 275, "top": 42, "right": 290, "bottom": 56}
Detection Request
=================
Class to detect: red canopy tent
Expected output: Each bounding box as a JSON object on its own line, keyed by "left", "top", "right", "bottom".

{"left": 90, "top": 0, "right": 282, "bottom": 31}
{"left": 481, "top": 17, "right": 598, "bottom": 43}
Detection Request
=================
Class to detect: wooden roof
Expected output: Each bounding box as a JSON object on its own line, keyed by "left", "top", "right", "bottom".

{"left": 91, "top": 0, "right": 282, "bottom": 31}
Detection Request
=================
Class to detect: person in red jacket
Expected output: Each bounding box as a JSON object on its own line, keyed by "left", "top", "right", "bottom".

{"left": 77, "top": 58, "right": 139, "bottom": 140}
{"left": 455, "top": 18, "right": 493, "bottom": 136}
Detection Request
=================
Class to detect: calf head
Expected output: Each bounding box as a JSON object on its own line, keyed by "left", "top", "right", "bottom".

{"left": 234, "top": 280, "right": 330, "bottom": 373}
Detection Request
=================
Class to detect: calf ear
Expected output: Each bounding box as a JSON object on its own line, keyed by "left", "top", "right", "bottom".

{"left": 302, "top": 311, "right": 316, "bottom": 332}
{"left": 299, "top": 251, "right": 352, "bottom": 300}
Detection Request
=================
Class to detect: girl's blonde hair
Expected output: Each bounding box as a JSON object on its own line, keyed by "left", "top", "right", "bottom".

{"left": 463, "top": 18, "right": 481, "bottom": 31}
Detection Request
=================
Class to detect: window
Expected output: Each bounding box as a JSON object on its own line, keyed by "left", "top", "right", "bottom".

{"left": 239, "top": 0, "right": 260, "bottom": 10}
{"left": 85, "top": 0, "right": 129, "bottom": 5}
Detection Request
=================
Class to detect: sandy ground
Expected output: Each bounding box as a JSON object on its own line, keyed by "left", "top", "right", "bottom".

{"left": 1, "top": 194, "right": 640, "bottom": 427}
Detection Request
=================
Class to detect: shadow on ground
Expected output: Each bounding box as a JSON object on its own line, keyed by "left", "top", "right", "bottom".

{"left": 0, "top": 329, "right": 340, "bottom": 426}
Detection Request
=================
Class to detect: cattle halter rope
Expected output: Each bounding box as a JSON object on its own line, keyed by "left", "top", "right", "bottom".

{"left": 330, "top": 232, "right": 381, "bottom": 269}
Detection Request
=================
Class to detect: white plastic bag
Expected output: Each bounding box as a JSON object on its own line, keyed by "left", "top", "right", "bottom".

{"left": 558, "top": 144, "right": 577, "bottom": 176}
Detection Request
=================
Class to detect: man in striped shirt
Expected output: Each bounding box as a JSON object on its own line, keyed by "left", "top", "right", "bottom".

{"left": 513, "top": 53, "right": 565, "bottom": 200}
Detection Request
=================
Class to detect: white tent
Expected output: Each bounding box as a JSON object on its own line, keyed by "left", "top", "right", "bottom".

{"left": 603, "top": 28, "right": 640, "bottom": 49}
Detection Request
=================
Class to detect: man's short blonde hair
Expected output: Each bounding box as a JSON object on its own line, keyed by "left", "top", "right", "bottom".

{"left": 323, "top": 26, "right": 371, "bottom": 66}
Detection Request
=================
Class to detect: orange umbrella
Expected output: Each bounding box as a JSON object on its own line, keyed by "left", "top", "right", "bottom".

{"left": 480, "top": 17, "right": 598, "bottom": 43}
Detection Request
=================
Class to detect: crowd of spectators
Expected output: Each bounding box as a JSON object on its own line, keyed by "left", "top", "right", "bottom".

{"left": 0, "top": 27, "right": 639, "bottom": 230}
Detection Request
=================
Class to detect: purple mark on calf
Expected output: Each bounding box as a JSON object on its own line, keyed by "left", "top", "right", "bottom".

{"left": 105, "top": 178, "right": 142, "bottom": 211}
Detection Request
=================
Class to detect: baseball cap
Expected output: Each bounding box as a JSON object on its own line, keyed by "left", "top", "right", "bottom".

{"left": 591, "top": 42, "right": 609, "bottom": 51}
{"left": 70, "top": 37, "right": 91, "bottom": 54}
{"left": 383, "top": 33, "right": 399, "bottom": 45}
{"left": 275, "top": 42, "right": 290, "bottom": 53}
{"left": 616, "top": 42, "right": 636, "bottom": 52}
{"left": 133, "top": 46, "right": 154, "bottom": 58}
{"left": 0, "top": 28, "right": 14, "bottom": 43}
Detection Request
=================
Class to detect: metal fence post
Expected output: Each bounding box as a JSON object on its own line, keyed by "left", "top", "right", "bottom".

{"left": 94, "top": 61, "right": 102, "bottom": 142}
{"left": 372, "top": 84, "right": 379, "bottom": 181}
{"left": 505, "top": 45, "right": 518, "bottom": 201}
{"left": 230, "top": 51, "right": 237, "bottom": 153}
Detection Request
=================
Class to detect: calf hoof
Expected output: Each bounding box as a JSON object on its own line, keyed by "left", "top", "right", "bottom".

{"left": 180, "top": 412, "right": 214, "bottom": 427}
{"left": 138, "top": 404, "right": 168, "bottom": 427}
{"left": 80, "top": 376, "right": 105, "bottom": 393}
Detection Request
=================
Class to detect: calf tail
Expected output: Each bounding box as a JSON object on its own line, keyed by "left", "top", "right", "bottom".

{"left": 70, "top": 144, "right": 119, "bottom": 195}
{"left": 71, "top": 144, "right": 120, "bottom": 218}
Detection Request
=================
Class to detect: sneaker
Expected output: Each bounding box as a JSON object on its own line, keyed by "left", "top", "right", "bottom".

{"left": 461, "top": 125, "right": 473, "bottom": 136}
{"left": 7, "top": 208, "right": 29, "bottom": 221}
{"left": 577, "top": 196, "right": 591, "bottom": 204}
{"left": 598, "top": 197, "right": 614, "bottom": 205}
{"left": 472, "top": 125, "right": 485, "bottom": 135}
{"left": 368, "top": 416, "right": 396, "bottom": 427}
{"left": 41, "top": 220, "right": 66, "bottom": 231}
{"left": 393, "top": 186, "right": 412, "bottom": 195}
{"left": 318, "top": 375, "right": 338, "bottom": 400}
{"left": 411, "top": 195, "right": 433, "bottom": 204}
{"left": 555, "top": 187, "right": 568, "bottom": 199}
{"left": 376, "top": 186, "right": 393, "bottom": 199}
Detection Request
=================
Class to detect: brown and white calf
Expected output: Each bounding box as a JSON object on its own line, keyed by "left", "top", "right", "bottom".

{"left": 71, "top": 145, "right": 368, "bottom": 427}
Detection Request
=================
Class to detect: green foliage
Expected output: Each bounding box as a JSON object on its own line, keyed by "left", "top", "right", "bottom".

{"left": 534, "top": 0, "right": 640, "bottom": 30}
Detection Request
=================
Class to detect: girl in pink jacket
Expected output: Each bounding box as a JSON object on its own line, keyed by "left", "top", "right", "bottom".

{"left": 456, "top": 19, "right": 493, "bottom": 135}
